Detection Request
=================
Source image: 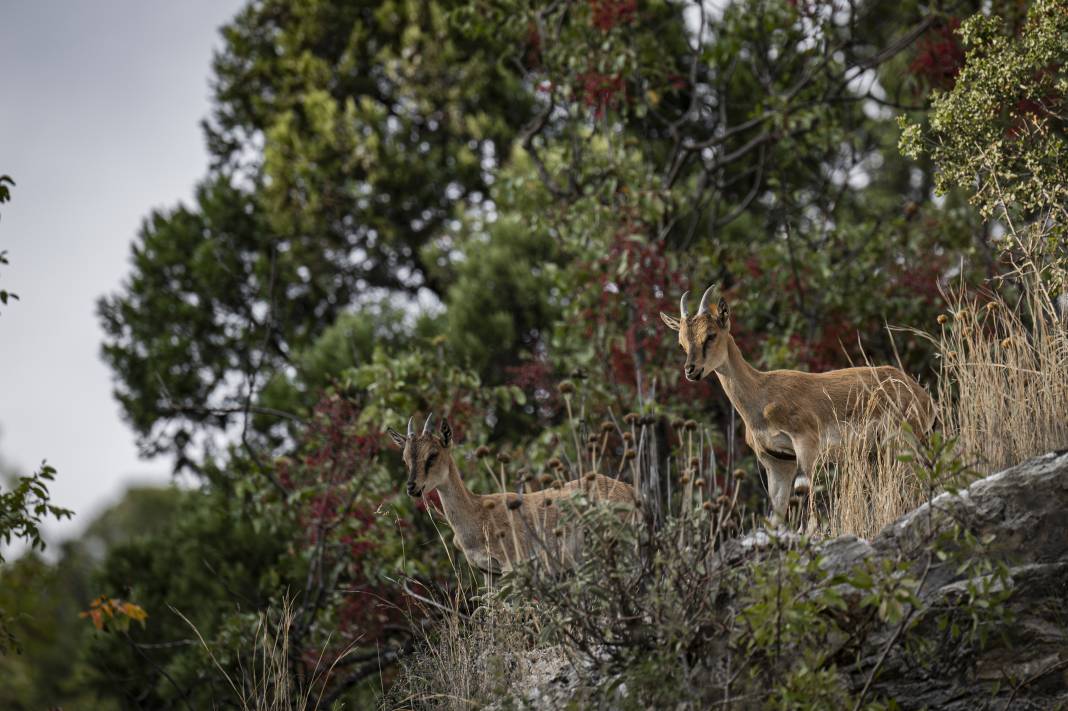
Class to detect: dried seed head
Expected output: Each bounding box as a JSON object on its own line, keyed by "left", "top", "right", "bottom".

{"left": 557, "top": 380, "right": 576, "bottom": 395}
{"left": 496, "top": 452, "right": 511, "bottom": 464}
{"left": 702, "top": 501, "right": 713, "bottom": 511}
{"left": 542, "top": 498, "right": 553, "bottom": 507}
{"left": 689, "top": 457, "right": 700, "bottom": 467}
{"left": 717, "top": 494, "right": 730, "bottom": 507}
{"left": 547, "top": 457, "right": 563, "bottom": 470}
{"left": 794, "top": 478, "right": 811, "bottom": 495}
{"left": 539, "top": 473, "right": 555, "bottom": 486}
{"left": 507, "top": 498, "right": 523, "bottom": 510}
{"left": 584, "top": 473, "right": 596, "bottom": 482}
{"left": 732, "top": 468, "right": 746, "bottom": 480}
{"left": 623, "top": 448, "right": 637, "bottom": 461}
{"left": 623, "top": 412, "right": 640, "bottom": 425}
{"left": 955, "top": 309, "right": 968, "bottom": 321}
{"left": 551, "top": 480, "right": 564, "bottom": 490}
{"left": 553, "top": 527, "right": 563, "bottom": 538}
{"left": 1001, "top": 337, "right": 1012, "bottom": 348}
{"left": 671, "top": 419, "right": 684, "bottom": 430}
{"left": 482, "top": 500, "right": 496, "bottom": 510}
{"left": 680, "top": 474, "right": 691, "bottom": 485}
{"left": 695, "top": 478, "right": 706, "bottom": 488}
{"left": 639, "top": 415, "right": 655, "bottom": 427}
{"left": 937, "top": 314, "right": 948, "bottom": 325}
{"left": 684, "top": 419, "right": 698, "bottom": 432}
{"left": 622, "top": 432, "right": 635, "bottom": 444}
{"left": 475, "top": 445, "right": 491, "bottom": 459}
{"left": 986, "top": 301, "right": 998, "bottom": 312}
{"left": 599, "top": 420, "right": 614, "bottom": 433}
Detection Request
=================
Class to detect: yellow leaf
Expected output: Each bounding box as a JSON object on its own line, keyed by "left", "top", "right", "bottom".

{"left": 121, "top": 602, "right": 149, "bottom": 622}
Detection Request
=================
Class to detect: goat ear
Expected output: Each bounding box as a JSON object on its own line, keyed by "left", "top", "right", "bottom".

{"left": 439, "top": 419, "right": 452, "bottom": 448}
{"left": 387, "top": 428, "right": 407, "bottom": 448}
{"left": 717, "top": 297, "right": 730, "bottom": 328}
{"left": 659, "top": 311, "right": 681, "bottom": 331}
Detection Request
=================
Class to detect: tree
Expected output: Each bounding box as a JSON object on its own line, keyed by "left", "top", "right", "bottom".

{"left": 98, "top": 0, "right": 534, "bottom": 465}
{"left": 901, "top": 0, "right": 1068, "bottom": 294}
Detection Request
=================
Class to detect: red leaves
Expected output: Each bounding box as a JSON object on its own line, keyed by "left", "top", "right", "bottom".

{"left": 589, "top": 0, "right": 637, "bottom": 31}
{"left": 578, "top": 71, "right": 626, "bottom": 118}
{"left": 910, "top": 18, "right": 964, "bottom": 90}
{"left": 572, "top": 227, "right": 715, "bottom": 401}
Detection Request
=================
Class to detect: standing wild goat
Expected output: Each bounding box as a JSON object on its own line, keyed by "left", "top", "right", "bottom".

{"left": 661, "top": 285, "right": 934, "bottom": 524}
{"left": 388, "top": 414, "right": 638, "bottom": 574}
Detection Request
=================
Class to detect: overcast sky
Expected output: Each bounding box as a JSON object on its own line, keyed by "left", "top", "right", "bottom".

{"left": 0, "top": 1, "right": 244, "bottom": 548}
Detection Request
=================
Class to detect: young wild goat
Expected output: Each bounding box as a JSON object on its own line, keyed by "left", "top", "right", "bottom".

{"left": 661, "top": 284, "right": 934, "bottom": 525}
{"left": 388, "top": 414, "right": 638, "bottom": 574}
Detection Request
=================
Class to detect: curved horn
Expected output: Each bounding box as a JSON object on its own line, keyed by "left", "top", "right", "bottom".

{"left": 679, "top": 290, "right": 690, "bottom": 319}
{"left": 422, "top": 412, "right": 434, "bottom": 436}
{"left": 697, "top": 284, "right": 719, "bottom": 315}
{"left": 406, "top": 416, "right": 415, "bottom": 438}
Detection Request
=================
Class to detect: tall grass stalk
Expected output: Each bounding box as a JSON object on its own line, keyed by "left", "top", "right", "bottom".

{"left": 933, "top": 283, "right": 1068, "bottom": 475}
{"left": 173, "top": 595, "right": 360, "bottom": 711}
{"left": 820, "top": 276, "right": 1067, "bottom": 539}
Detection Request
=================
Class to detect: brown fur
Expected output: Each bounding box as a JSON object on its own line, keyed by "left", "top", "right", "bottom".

{"left": 389, "top": 421, "right": 638, "bottom": 574}
{"left": 661, "top": 291, "right": 934, "bottom": 524}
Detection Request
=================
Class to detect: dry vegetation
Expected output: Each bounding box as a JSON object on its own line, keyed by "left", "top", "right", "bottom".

{"left": 176, "top": 596, "right": 365, "bottom": 711}
{"left": 933, "top": 285, "right": 1068, "bottom": 475}
{"left": 817, "top": 276, "right": 1068, "bottom": 540}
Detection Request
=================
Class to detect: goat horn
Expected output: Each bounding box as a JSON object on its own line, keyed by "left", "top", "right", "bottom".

{"left": 422, "top": 412, "right": 434, "bottom": 436}
{"left": 697, "top": 284, "right": 719, "bottom": 315}
{"left": 406, "top": 416, "right": 415, "bottom": 438}
{"left": 679, "top": 290, "right": 690, "bottom": 319}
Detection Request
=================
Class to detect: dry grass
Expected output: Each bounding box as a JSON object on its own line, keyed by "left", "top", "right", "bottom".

{"left": 818, "top": 278, "right": 1068, "bottom": 540}
{"left": 389, "top": 592, "right": 539, "bottom": 710}
{"left": 933, "top": 285, "right": 1068, "bottom": 475}
{"left": 174, "top": 595, "right": 360, "bottom": 711}
{"left": 817, "top": 410, "right": 926, "bottom": 540}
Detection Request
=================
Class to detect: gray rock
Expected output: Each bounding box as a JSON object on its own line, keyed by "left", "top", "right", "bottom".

{"left": 491, "top": 451, "right": 1068, "bottom": 709}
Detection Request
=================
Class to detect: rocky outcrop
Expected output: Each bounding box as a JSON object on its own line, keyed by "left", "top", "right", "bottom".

{"left": 495, "top": 451, "right": 1068, "bottom": 709}
{"left": 856, "top": 449, "right": 1068, "bottom": 710}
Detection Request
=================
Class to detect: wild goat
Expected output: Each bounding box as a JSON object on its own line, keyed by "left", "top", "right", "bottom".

{"left": 661, "top": 284, "right": 934, "bottom": 525}
{"left": 388, "top": 414, "right": 638, "bottom": 574}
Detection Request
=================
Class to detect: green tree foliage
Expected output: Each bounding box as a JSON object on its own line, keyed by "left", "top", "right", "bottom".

{"left": 901, "top": 0, "right": 1068, "bottom": 289}
{"left": 0, "top": 464, "right": 72, "bottom": 568}
{"left": 99, "top": 0, "right": 533, "bottom": 462}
